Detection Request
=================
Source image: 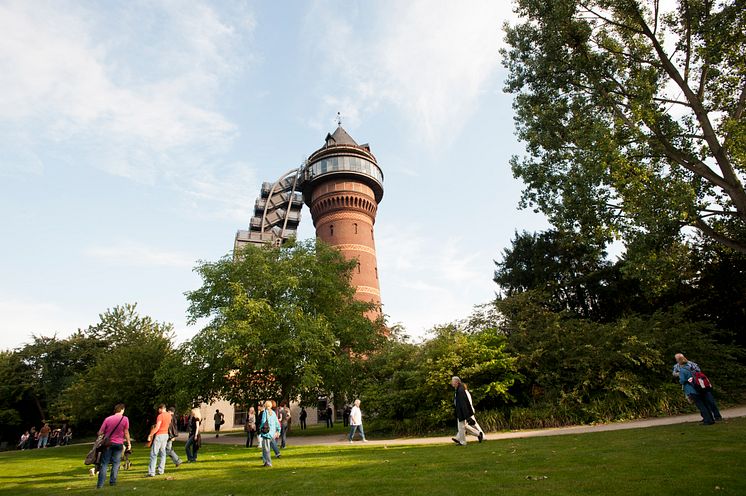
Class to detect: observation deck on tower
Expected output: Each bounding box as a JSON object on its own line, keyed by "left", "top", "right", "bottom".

{"left": 234, "top": 125, "right": 384, "bottom": 251}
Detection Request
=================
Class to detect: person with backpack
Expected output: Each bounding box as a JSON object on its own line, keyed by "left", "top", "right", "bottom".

{"left": 675, "top": 354, "right": 722, "bottom": 423}
{"left": 95, "top": 403, "right": 131, "bottom": 489}
{"left": 258, "top": 400, "right": 281, "bottom": 467}
{"left": 165, "top": 406, "right": 183, "bottom": 467}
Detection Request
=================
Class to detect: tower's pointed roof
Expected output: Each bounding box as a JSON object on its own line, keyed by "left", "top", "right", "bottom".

{"left": 325, "top": 125, "right": 358, "bottom": 147}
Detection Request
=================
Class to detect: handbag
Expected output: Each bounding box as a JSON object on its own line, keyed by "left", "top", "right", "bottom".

{"left": 260, "top": 412, "right": 271, "bottom": 434}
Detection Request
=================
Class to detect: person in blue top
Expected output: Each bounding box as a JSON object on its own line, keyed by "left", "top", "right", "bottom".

{"left": 258, "top": 400, "right": 281, "bottom": 467}
{"left": 678, "top": 365, "right": 715, "bottom": 425}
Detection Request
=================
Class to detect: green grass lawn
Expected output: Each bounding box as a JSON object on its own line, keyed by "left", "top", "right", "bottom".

{"left": 1, "top": 418, "right": 744, "bottom": 496}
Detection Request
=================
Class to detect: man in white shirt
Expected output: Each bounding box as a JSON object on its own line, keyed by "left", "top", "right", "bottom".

{"left": 348, "top": 399, "right": 368, "bottom": 443}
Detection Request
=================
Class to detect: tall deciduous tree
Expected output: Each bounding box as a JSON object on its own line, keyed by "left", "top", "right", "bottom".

{"left": 62, "top": 304, "right": 175, "bottom": 439}
{"left": 180, "top": 239, "right": 384, "bottom": 407}
{"left": 503, "top": 0, "right": 746, "bottom": 253}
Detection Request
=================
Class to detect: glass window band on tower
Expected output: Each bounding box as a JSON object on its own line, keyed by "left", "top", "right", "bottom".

{"left": 306, "top": 155, "right": 384, "bottom": 186}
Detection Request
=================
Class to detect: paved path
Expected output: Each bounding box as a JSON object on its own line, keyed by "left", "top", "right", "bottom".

{"left": 200, "top": 405, "right": 746, "bottom": 448}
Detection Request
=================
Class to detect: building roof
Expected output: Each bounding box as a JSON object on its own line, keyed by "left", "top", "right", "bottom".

{"left": 325, "top": 125, "right": 358, "bottom": 147}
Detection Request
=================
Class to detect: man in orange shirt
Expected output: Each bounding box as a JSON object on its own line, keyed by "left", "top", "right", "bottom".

{"left": 147, "top": 404, "right": 172, "bottom": 477}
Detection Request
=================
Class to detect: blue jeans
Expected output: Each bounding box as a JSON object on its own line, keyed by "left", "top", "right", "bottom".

{"left": 701, "top": 389, "right": 722, "bottom": 420}
{"left": 185, "top": 435, "right": 199, "bottom": 462}
{"left": 270, "top": 437, "right": 280, "bottom": 456}
{"left": 166, "top": 439, "right": 181, "bottom": 465}
{"left": 349, "top": 424, "right": 366, "bottom": 441}
{"left": 280, "top": 425, "right": 287, "bottom": 448}
{"left": 97, "top": 444, "right": 123, "bottom": 488}
{"left": 260, "top": 437, "right": 273, "bottom": 466}
{"left": 688, "top": 393, "right": 715, "bottom": 424}
{"left": 38, "top": 436, "right": 48, "bottom": 448}
{"left": 148, "top": 434, "right": 169, "bottom": 475}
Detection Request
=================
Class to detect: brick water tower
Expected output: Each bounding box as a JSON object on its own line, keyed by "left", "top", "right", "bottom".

{"left": 302, "top": 125, "right": 384, "bottom": 311}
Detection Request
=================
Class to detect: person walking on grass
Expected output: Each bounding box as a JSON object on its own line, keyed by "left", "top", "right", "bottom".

{"left": 184, "top": 408, "right": 201, "bottom": 463}
{"left": 259, "top": 400, "right": 281, "bottom": 467}
{"left": 675, "top": 354, "right": 722, "bottom": 424}
{"left": 96, "top": 403, "right": 131, "bottom": 489}
{"left": 450, "top": 376, "right": 484, "bottom": 446}
{"left": 165, "top": 406, "right": 183, "bottom": 467}
{"left": 146, "top": 404, "right": 172, "bottom": 477}
{"left": 348, "top": 399, "right": 368, "bottom": 443}
{"left": 245, "top": 406, "right": 256, "bottom": 448}
{"left": 214, "top": 409, "right": 224, "bottom": 437}
{"left": 278, "top": 402, "right": 291, "bottom": 449}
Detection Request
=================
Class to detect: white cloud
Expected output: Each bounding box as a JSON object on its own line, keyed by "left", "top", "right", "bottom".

{"left": 376, "top": 222, "right": 496, "bottom": 337}
{"left": 0, "top": 0, "right": 255, "bottom": 203}
{"left": 85, "top": 241, "right": 196, "bottom": 268}
{"left": 305, "top": 0, "right": 515, "bottom": 146}
{"left": 0, "top": 298, "right": 88, "bottom": 350}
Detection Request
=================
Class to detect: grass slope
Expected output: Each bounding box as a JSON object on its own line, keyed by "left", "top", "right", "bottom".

{"left": 1, "top": 418, "right": 743, "bottom": 496}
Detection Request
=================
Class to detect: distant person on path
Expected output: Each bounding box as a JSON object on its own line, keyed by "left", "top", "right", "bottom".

{"left": 38, "top": 423, "right": 51, "bottom": 448}
{"left": 299, "top": 407, "right": 307, "bottom": 430}
{"left": 165, "top": 406, "right": 183, "bottom": 467}
{"left": 258, "top": 400, "right": 281, "bottom": 467}
{"left": 147, "top": 404, "right": 172, "bottom": 477}
{"left": 184, "top": 408, "right": 201, "bottom": 463}
{"left": 326, "top": 405, "right": 334, "bottom": 428}
{"left": 450, "top": 376, "right": 484, "bottom": 446}
{"left": 214, "top": 409, "right": 224, "bottom": 437}
{"left": 245, "top": 406, "right": 256, "bottom": 448}
{"left": 343, "top": 404, "right": 351, "bottom": 427}
{"left": 675, "top": 354, "right": 722, "bottom": 424}
{"left": 96, "top": 403, "right": 131, "bottom": 489}
{"left": 278, "top": 402, "right": 291, "bottom": 449}
{"left": 348, "top": 399, "right": 367, "bottom": 443}
{"left": 464, "top": 383, "right": 485, "bottom": 440}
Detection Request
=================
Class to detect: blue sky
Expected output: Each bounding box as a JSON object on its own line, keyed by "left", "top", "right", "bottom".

{"left": 0, "top": 0, "right": 549, "bottom": 350}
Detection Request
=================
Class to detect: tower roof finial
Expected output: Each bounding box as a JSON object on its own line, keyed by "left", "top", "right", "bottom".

{"left": 336, "top": 111, "right": 342, "bottom": 127}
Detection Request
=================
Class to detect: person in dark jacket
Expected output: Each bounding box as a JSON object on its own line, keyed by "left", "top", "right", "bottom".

{"left": 450, "top": 376, "right": 483, "bottom": 445}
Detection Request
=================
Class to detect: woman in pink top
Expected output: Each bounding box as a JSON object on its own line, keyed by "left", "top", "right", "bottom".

{"left": 96, "top": 403, "right": 131, "bottom": 489}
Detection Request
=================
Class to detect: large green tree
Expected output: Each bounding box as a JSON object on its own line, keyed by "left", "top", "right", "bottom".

{"left": 179, "top": 239, "right": 385, "bottom": 408}
{"left": 503, "top": 0, "right": 746, "bottom": 253}
{"left": 61, "top": 304, "right": 176, "bottom": 439}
